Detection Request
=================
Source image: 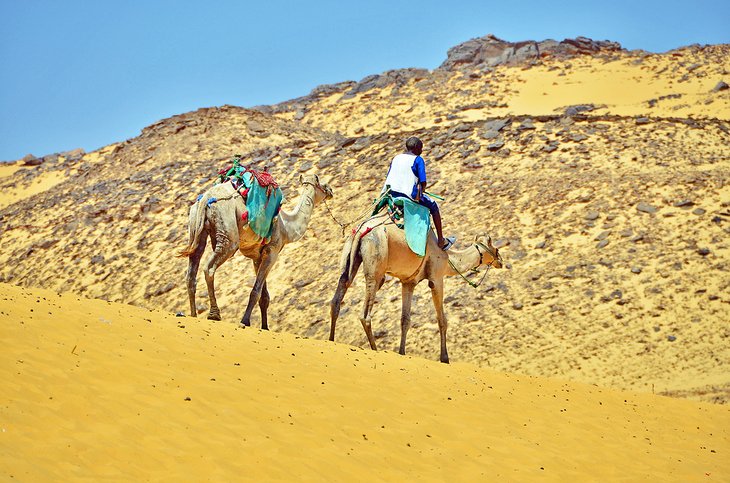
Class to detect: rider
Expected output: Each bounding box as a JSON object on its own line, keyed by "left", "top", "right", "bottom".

{"left": 382, "top": 136, "right": 451, "bottom": 250}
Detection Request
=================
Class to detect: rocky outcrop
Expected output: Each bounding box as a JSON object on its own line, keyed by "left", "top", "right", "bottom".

{"left": 438, "top": 34, "right": 623, "bottom": 70}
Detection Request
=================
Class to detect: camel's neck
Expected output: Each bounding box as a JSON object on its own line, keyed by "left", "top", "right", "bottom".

{"left": 278, "top": 184, "right": 319, "bottom": 244}
{"left": 445, "top": 245, "right": 484, "bottom": 277}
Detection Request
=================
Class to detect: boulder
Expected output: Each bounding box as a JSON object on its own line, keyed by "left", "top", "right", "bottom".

{"left": 22, "top": 154, "right": 42, "bottom": 166}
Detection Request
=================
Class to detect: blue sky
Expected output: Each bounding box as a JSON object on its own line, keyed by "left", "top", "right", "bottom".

{"left": 1, "top": 0, "right": 728, "bottom": 161}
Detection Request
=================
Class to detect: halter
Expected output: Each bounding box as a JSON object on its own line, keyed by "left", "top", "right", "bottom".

{"left": 450, "top": 241, "right": 500, "bottom": 289}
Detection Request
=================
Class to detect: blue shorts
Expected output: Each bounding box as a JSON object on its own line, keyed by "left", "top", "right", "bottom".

{"left": 390, "top": 190, "right": 439, "bottom": 215}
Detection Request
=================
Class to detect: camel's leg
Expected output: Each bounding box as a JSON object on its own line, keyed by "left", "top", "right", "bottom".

{"left": 204, "top": 235, "right": 237, "bottom": 321}
{"left": 429, "top": 278, "right": 449, "bottom": 363}
{"left": 185, "top": 234, "right": 207, "bottom": 317}
{"left": 259, "top": 281, "right": 271, "bottom": 331}
{"left": 359, "top": 274, "right": 381, "bottom": 351}
{"left": 250, "top": 259, "right": 271, "bottom": 330}
{"left": 240, "top": 247, "right": 279, "bottom": 328}
{"left": 399, "top": 283, "right": 415, "bottom": 355}
{"left": 329, "top": 254, "right": 362, "bottom": 342}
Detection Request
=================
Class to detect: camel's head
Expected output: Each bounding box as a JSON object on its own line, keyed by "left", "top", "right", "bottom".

{"left": 300, "top": 174, "right": 334, "bottom": 204}
{"left": 475, "top": 234, "right": 503, "bottom": 269}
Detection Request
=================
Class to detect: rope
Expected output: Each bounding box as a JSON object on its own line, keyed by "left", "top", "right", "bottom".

{"left": 448, "top": 253, "right": 491, "bottom": 289}
{"left": 324, "top": 192, "right": 388, "bottom": 236}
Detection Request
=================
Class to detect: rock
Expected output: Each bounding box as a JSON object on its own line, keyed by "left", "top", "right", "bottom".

{"left": 595, "top": 231, "right": 610, "bottom": 241}
{"left": 667, "top": 335, "right": 676, "bottom": 342}
{"left": 483, "top": 119, "right": 509, "bottom": 132}
{"left": 631, "top": 266, "right": 642, "bottom": 274}
{"left": 711, "top": 81, "right": 729, "bottom": 93}
{"left": 341, "top": 68, "right": 429, "bottom": 98}
{"left": 146, "top": 282, "right": 175, "bottom": 298}
{"left": 673, "top": 199, "right": 694, "bottom": 207}
{"left": 36, "top": 239, "right": 58, "bottom": 249}
{"left": 438, "top": 34, "right": 622, "bottom": 71}
{"left": 697, "top": 247, "right": 710, "bottom": 256}
{"left": 293, "top": 278, "right": 314, "bottom": 289}
{"left": 636, "top": 202, "right": 658, "bottom": 214}
{"left": 338, "top": 137, "right": 357, "bottom": 149}
{"left": 564, "top": 104, "right": 595, "bottom": 116}
{"left": 518, "top": 119, "right": 536, "bottom": 131}
{"left": 487, "top": 140, "right": 504, "bottom": 151}
{"left": 513, "top": 302, "right": 523, "bottom": 310}
{"left": 247, "top": 119, "right": 265, "bottom": 133}
{"left": 584, "top": 211, "right": 600, "bottom": 221}
{"left": 140, "top": 196, "right": 163, "bottom": 214}
{"left": 635, "top": 117, "right": 651, "bottom": 125}
{"left": 481, "top": 130, "right": 500, "bottom": 140}
{"left": 22, "top": 154, "right": 42, "bottom": 166}
{"left": 351, "top": 137, "right": 371, "bottom": 152}
{"left": 596, "top": 239, "right": 609, "bottom": 249}
{"left": 692, "top": 208, "right": 706, "bottom": 216}
{"left": 569, "top": 133, "right": 588, "bottom": 142}
{"left": 61, "top": 148, "right": 85, "bottom": 161}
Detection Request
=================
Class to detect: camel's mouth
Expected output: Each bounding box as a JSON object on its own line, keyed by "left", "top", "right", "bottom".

{"left": 322, "top": 184, "right": 334, "bottom": 199}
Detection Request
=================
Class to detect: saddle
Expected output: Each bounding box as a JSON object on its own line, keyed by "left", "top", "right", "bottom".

{"left": 372, "top": 193, "right": 430, "bottom": 257}
{"left": 216, "top": 156, "right": 284, "bottom": 239}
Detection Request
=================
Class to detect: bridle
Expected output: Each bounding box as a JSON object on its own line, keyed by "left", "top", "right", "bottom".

{"left": 475, "top": 241, "right": 501, "bottom": 268}
{"left": 451, "top": 240, "right": 501, "bottom": 288}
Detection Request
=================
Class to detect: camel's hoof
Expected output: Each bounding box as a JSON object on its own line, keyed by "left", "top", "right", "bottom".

{"left": 440, "top": 358, "right": 450, "bottom": 364}
{"left": 207, "top": 313, "right": 221, "bottom": 321}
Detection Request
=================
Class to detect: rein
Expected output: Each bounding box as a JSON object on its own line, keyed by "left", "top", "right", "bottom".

{"left": 448, "top": 242, "right": 496, "bottom": 289}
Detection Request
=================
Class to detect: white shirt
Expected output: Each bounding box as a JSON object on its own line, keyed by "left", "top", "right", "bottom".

{"left": 383, "top": 153, "right": 421, "bottom": 197}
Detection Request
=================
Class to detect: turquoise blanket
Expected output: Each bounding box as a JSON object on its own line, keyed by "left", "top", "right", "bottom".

{"left": 393, "top": 197, "right": 430, "bottom": 257}
{"left": 241, "top": 172, "right": 284, "bottom": 239}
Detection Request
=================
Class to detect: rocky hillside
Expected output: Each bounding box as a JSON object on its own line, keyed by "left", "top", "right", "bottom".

{"left": 1, "top": 35, "right": 728, "bottom": 403}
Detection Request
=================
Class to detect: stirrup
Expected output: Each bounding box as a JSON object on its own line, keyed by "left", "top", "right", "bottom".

{"left": 442, "top": 236, "right": 456, "bottom": 251}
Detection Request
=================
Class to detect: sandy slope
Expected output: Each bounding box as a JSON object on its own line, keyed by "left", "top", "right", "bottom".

{"left": 1, "top": 283, "right": 728, "bottom": 481}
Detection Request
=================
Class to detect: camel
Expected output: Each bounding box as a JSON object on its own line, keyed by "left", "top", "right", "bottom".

{"left": 329, "top": 214, "right": 503, "bottom": 363}
{"left": 179, "top": 173, "right": 333, "bottom": 328}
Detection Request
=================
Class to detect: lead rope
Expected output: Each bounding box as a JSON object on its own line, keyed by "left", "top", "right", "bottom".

{"left": 324, "top": 192, "right": 388, "bottom": 236}
{"left": 448, "top": 244, "right": 492, "bottom": 289}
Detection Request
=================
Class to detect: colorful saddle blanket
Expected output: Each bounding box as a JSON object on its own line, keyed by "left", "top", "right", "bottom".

{"left": 373, "top": 194, "right": 430, "bottom": 257}
{"left": 217, "top": 157, "right": 284, "bottom": 239}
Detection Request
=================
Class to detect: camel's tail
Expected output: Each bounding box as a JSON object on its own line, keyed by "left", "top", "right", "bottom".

{"left": 177, "top": 195, "right": 208, "bottom": 258}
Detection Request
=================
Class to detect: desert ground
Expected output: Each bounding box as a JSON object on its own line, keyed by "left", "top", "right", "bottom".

{"left": 1, "top": 35, "right": 729, "bottom": 480}
{"left": 1, "top": 283, "right": 728, "bottom": 480}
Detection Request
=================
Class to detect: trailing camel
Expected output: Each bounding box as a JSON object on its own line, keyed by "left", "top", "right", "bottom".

{"left": 179, "top": 173, "right": 333, "bottom": 328}
{"left": 329, "top": 216, "right": 502, "bottom": 363}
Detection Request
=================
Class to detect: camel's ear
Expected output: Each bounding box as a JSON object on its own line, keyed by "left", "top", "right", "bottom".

{"left": 314, "top": 174, "right": 320, "bottom": 185}
{"left": 487, "top": 236, "right": 494, "bottom": 250}
{"left": 299, "top": 174, "right": 304, "bottom": 184}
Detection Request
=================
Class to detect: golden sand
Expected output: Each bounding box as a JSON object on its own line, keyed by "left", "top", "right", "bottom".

{"left": 1, "top": 283, "right": 727, "bottom": 481}
{"left": 0, "top": 169, "right": 67, "bottom": 210}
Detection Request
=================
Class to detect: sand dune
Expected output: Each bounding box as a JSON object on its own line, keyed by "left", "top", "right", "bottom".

{"left": 1, "top": 283, "right": 728, "bottom": 481}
